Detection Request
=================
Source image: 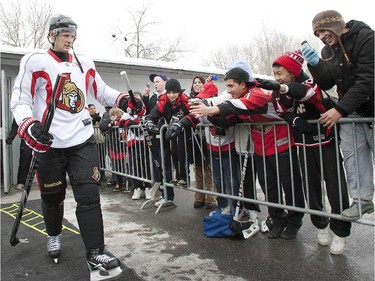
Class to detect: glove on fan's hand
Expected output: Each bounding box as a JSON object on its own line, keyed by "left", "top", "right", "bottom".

{"left": 17, "top": 118, "right": 53, "bottom": 153}
{"left": 144, "top": 121, "right": 159, "bottom": 134}
{"left": 256, "top": 79, "right": 281, "bottom": 91}
{"left": 301, "top": 45, "right": 320, "bottom": 66}
{"left": 165, "top": 123, "right": 183, "bottom": 140}
{"left": 282, "top": 112, "right": 311, "bottom": 133}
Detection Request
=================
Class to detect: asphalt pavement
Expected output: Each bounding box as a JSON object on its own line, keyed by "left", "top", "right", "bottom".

{"left": 1, "top": 180, "right": 374, "bottom": 281}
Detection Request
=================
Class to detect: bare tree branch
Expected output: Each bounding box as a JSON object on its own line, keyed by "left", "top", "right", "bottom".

{"left": 0, "top": 0, "right": 53, "bottom": 48}
{"left": 113, "top": 5, "right": 188, "bottom": 62}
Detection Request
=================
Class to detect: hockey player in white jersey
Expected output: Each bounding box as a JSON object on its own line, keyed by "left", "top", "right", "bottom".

{"left": 10, "top": 14, "right": 144, "bottom": 280}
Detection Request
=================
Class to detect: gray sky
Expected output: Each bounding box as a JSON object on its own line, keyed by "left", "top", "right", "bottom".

{"left": 3, "top": 0, "right": 375, "bottom": 66}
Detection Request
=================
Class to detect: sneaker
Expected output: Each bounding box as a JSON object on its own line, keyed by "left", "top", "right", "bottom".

{"left": 154, "top": 198, "right": 173, "bottom": 207}
{"left": 170, "top": 179, "right": 178, "bottom": 185}
{"left": 113, "top": 183, "right": 121, "bottom": 192}
{"left": 342, "top": 201, "right": 374, "bottom": 221}
{"left": 132, "top": 188, "right": 144, "bottom": 200}
{"left": 330, "top": 234, "right": 346, "bottom": 255}
{"left": 47, "top": 234, "right": 62, "bottom": 262}
{"left": 16, "top": 184, "right": 24, "bottom": 190}
{"left": 86, "top": 248, "right": 121, "bottom": 272}
{"left": 280, "top": 226, "right": 300, "bottom": 240}
{"left": 194, "top": 201, "right": 205, "bottom": 209}
{"left": 177, "top": 179, "right": 187, "bottom": 186}
{"left": 144, "top": 188, "right": 152, "bottom": 200}
{"left": 317, "top": 226, "right": 331, "bottom": 246}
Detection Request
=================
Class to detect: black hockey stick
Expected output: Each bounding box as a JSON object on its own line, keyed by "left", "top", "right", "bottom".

{"left": 141, "top": 124, "right": 164, "bottom": 201}
{"left": 10, "top": 73, "right": 68, "bottom": 246}
{"left": 120, "top": 70, "right": 137, "bottom": 107}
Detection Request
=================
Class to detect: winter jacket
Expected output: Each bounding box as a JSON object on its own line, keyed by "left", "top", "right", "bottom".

{"left": 277, "top": 79, "right": 335, "bottom": 146}
{"left": 308, "top": 20, "right": 374, "bottom": 117}
{"left": 210, "top": 86, "right": 294, "bottom": 156}
{"left": 145, "top": 93, "right": 190, "bottom": 126}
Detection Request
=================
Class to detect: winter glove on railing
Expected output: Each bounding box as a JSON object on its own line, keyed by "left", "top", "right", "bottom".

{"left": 256, "top": 79, "right": 281, "bottom": 91}
{"left": 17, "top": 117, "right": 53, "bottom": 153}
{"left": 165, "top": 123, "right": 183, "bottom": 140}
{"left": 301, "top": 45, "right": 320, "bottom": 66}
{"left": 282, "top": 112, "right": 311, "bottom": 133}
{"left": 144, "top": 120, "right": 159, "bottom": 134}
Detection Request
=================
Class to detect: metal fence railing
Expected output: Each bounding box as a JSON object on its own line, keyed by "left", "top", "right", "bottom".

{"left": 94, "top": 117, "right": 374, "bottom": 226}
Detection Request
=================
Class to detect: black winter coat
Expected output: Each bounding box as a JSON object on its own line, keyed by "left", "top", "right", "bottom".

{"left": 308, "top": 20, "right": 374, "bottom": 117}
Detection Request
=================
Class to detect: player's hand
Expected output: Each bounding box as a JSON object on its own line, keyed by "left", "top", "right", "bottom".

{"left": 17, "top": 118, "right": 53, "bottom": 153}
{"left": 165, "top": 123, "right": 183, "bottom": 140}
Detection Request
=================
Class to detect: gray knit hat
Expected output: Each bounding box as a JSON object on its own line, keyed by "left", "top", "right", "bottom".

{"left": 312, "top": 10, "right": 345, "bottom": 36}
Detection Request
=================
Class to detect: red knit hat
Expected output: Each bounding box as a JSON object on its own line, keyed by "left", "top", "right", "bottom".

{"left": 273, "top": 50, "right": 304, "bottom": 77}
{"left": 197, "top": 82, "right": 218, "bottom": 99}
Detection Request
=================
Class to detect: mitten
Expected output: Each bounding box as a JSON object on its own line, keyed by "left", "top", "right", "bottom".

{"left": 301, "top": 45, "right": 320, "bottom": 66}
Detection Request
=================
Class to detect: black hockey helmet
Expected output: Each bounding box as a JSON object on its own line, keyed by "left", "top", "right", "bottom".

{"left": 49, "top": 14, "right": 77, "bottom": 36}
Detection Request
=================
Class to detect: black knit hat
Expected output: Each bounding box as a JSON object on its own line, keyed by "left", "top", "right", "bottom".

{"left": 224, "top": 67, "right": 250, "bottom": 83}
{"left": 312, "top": 10, "right": 345, "bottom": 36}
{"left": 165, "top": 78, "right": 185, "bottom": 93}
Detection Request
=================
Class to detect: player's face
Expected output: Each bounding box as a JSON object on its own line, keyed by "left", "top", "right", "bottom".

{"left": 51, "top": 31, "right": 76, "bottom": 53}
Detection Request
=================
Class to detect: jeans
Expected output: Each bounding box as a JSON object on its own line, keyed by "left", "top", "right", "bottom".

{"left": 211, "top": 152, "right": 240, "bottom": 210}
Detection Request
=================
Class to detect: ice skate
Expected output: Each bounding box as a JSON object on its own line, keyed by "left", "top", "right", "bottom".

{"left": 242, "top": 218, "right": 260, "bottom": 239}
{"left": 87, "top": 248, "right": 122, "bottom": 281}
{"left": 47, "top": 234, "right": 62, "bottom": 264}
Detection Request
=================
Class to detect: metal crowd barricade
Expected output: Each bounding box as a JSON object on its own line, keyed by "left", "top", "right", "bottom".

{"left": 94, "top": 117, "right": 374, "bottom": 226}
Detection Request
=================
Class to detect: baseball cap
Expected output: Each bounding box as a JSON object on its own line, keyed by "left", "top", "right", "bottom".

{"left": 149, "top": 73, "right": 168, "bottom": 82}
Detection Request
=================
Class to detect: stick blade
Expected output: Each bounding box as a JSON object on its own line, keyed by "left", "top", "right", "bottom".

{"left": 10, "top": 237, "right": 28, "bottom": 246}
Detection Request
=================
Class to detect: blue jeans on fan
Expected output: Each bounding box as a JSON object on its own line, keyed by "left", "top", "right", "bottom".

{"left": 211, "top": 151, "right": 240, "bottom": 212}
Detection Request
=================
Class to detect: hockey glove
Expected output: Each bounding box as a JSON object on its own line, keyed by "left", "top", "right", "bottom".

{"left": 256, "top": 79, "right": 280, "bottom": 91}
{"left": 301, "top": 45, "right": 320, "bottom": 66}
{"left": 127, "top": 98, "right": 145, "bottom": 115}
{"left": 116, "top": 93, "right": 145, "bottom": 116}
{"left": 144, "top": 120, "right": 159, "bottom": 134}
{"left": 282, "top": 112, "right": 311, "bottom": 133}
{"left": 165, "top": 123, "right": 183, "bottom": 140}
{"left": 17, "top": 117, "right": 53, "bottom": 153}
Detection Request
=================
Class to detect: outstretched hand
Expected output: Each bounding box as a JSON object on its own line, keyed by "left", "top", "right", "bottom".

{"left": 190, "top": 103, "right": 219, "bottom": 117}
{"left": 256, "top": 79, "right": 281, "bottom": 91}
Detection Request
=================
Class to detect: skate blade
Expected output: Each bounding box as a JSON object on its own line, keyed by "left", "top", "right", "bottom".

{"left": 90, "top": 267, "right": 122, "bottom": 281}
{"left": 243, "top": 224, "right": 260, "bottom": 239}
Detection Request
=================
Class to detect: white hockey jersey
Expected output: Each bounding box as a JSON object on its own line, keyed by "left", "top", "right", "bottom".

{"left": 11, "top": 49, "right": 120, "bottom": 148}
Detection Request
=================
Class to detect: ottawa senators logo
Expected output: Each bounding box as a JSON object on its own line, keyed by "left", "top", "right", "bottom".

{"left": 57, "top": 78, "right": 85, "bottom": 113}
